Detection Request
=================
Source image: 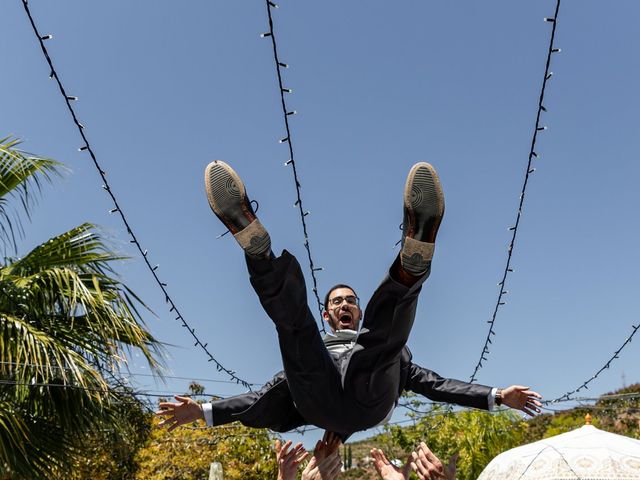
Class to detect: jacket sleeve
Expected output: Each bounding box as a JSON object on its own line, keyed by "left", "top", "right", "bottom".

{"left": 405, "top": 362, "right": 493, "bottom": 410}
{"left": 209, "top": 371, "right": 305, "bottom": 432}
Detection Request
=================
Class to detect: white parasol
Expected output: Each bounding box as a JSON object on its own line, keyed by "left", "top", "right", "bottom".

{"left": 478, "top": 418, "right": 640, "bottom": 479}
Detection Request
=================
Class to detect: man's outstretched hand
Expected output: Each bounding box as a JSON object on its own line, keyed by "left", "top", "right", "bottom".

{"left": 501, "top": 385, "right": 542, "bottom": 416}
{"left": 155, "top": 395, "right": 204, "bottom": 431}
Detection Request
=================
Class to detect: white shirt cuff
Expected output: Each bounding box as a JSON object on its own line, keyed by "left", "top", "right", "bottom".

{"left": 202, "top": 403, "right": 214, "bottom": 426}
{"left": 487, "top": 387, "right": 498, "bottom": 411}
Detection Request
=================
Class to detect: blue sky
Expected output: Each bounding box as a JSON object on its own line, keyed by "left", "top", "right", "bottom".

{"left": 2, "top": 0, "right": 639, "bottom": 446}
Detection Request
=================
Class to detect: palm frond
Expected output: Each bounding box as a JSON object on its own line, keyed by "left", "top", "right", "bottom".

{"left": 0, "top": 399, "right": 28, "bottom": 468}
{"left": 0, "top": 136, "right": 64, "bottom": 254}
{"left": 8, "top": 223, "right": 120, "bottom": 275}
{"left": 0, "top": 140, "right": 165, "bottom": 478}
{"left": 0, "top": 394, "right": 78, "bottom": 479}
{"left": 1, "top": 223, "right": 164, "bottom": 383}
{"left": 0, "top": 312, "right": 107, "bottom": 392}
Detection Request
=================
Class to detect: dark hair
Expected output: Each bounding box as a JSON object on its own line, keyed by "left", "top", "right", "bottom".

{"left": 324, "top": 284, "right": 357, "bottom": 312}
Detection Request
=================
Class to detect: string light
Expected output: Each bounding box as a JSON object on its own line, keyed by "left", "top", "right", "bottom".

{"left": 19, "top": 0, "right": 252, "bottom": 389}
{"left": 262, "top": 0, "right": 326, "bottom": 332}
{"left": 469, "top": 0, "right": 562, "bottom": 383}
{"left": 546, "top": 324, "right": 640, "bottom": 404}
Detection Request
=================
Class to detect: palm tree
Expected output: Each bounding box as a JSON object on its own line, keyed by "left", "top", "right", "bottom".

{"left": 0, "top": 136, "right": 164, "bottom": 479}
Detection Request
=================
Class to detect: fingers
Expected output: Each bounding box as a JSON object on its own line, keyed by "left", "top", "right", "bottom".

{"left": 523, "top": 389, "right": 543, "bottom": 399}
{"left": 155, "top": 407, "right": 175, "bottom": 416}
{"left": 527, "top": 400, "right": 542, "bottom": 412}
{"left": 174, "top": 395, "right": 191, "bottom": 402}
{"left": 326, "top": 433, "right": 342, "bottom": 455}
{"left": 412, "top": 445, "right": 446, "bottom": 480}
{"left": 290, "top": 442, "right": 306, "bottom": 462}
{"left": 295, "top": 451, "right": 309, "bottom": 464}
{"left": 318, "top": 453, "right": 342, "bottom": 477}
{"left": 370, "top": 448, "right": 389, "bottom": 473}
{"left": 522, "top": 394, "right": 542, "bottom": 415}
{"left": 370, "top": 448, "right": 389, "bottom": 465}
{"left": 418, "top": 443, "right": 445, "bottom": 476}
{"left": 279, "top": 440, "right": 293, "bottom": 458}
{"left": 445, "top": 453, "right": 459, "bottom": 480}
{"left": 167, "top": 419, "right": 181, "bottom": 432}
{"left": 412, "top": 459, "right": 441, "bottom": 480}
{"left": 503, "top": 385, "right": 544, "bottom": 415}
{"left": 157, "top": 417, "right": 172, "bottom": 427}
{"left": 320, "top": 431, "right": 342, "bottom": 455}
{"left": 313, "top": 439, "right": 323, "bottom": 457}
{"left": 419, "top": 442, "right": 442, "bottom": 468}
{"left": 327, "top": 454, "right": 342, "bottom": 478}
{"left": 276, "top": 440, "right": 309, "bottom": 467}
{"left": 306, "top": 456, "right": 318, "bottom": 470}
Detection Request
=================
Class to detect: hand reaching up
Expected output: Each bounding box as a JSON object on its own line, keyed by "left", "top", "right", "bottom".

{"left": 371, "top": 448, "right": 411, "bottom": 480}
{"left": 301, "top": 431, "right": 343, "bottom": 480}
{"left": 275, "top": 439, "right": 309, "bottom": 480}
{"left": 301, "top": 452, "right": 342, "bottom": 480}
{"left": 410, "top": 443, "right": 457, "bottom": 480}
{"left": 313, "top": 431, "right": 342, "bottom": 462}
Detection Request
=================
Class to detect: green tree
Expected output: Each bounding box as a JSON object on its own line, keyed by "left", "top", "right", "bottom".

{"left": 387, "top": 404, "right": 527, "bottom": 480}
{"left": 135, "top": 418, "right": 277, "bottom": 480}
{"left": 69, "top": 387, "right": 154, "bottom": 480}
{"left": 594, "top": 383, "right": 640, "bottom": 439}
{"left": 134, "top": 381, "right": 276, "bottom": 479}
{"left": 0, "top": 136, "right": 164, "bottom": 479}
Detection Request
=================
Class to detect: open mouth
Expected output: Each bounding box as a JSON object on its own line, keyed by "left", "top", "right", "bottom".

{"left": 339, "top": 314, "right": 352, "bottom": 326}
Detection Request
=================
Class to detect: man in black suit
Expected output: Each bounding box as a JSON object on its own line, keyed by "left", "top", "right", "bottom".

{"left": 157, "top": 161, "right": 541, "bottom": 438}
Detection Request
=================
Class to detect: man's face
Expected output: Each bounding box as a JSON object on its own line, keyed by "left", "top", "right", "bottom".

{"left": 322, "top": 287, "right": 362, "bottom": 332}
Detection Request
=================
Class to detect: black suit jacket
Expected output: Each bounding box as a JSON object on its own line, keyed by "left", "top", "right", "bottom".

{"left": 209, "top": 346, "right": 492, "bottom": 433}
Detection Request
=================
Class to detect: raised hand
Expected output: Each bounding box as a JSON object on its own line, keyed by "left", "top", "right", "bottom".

{"left": 410, "top": 443, "right": 457, "bottom": 480}
{"left": 302, "top": 452, "right": 342, "bottom": 480}
{"left": 155, "top": 395, "right": 203, "bottom": 431}
{"left": 501, "top": 385, "right": 543, "bottom": 416}
{"left": 371, "top": 447, "right": 410, "bottom": 480}
{"left": 275, "top": 439, "right": 309, "bottom": 480}
{"left": 313, "top": 431, "right": 342, "bottom": 462}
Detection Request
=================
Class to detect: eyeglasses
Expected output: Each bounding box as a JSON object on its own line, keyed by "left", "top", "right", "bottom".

{"left": 328, "top": 295, "right": 359, "bottom": 306}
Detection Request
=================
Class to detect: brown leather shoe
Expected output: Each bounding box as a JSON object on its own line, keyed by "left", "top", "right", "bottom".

{"left": 204, "top": 160, "right": 271, "bottom": 258}
{"left": 400, "top": 162, "right": 445, "bottom": 276}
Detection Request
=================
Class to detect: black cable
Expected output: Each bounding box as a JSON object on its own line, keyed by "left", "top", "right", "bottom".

{"left": 470, "top": 0, "right": 562, "bottom": 382}
{"left": 262, "top": 1, "right": 326, "bottom": 332}
{"left": 0, "top": 360, "right": 258, "bottom": 386}
{"left": 545, "top": 323, "right": 640, "bottom": 404}
{"left": 19, "top": 0, "right": 252, "bottom": 389}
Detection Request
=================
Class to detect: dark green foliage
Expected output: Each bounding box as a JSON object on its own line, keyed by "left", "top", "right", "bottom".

{"left": 0, "top": 137, "right": 164, "bottom": 479}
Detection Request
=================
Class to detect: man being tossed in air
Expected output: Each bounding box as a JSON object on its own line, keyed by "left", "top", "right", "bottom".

{"left": 157, "top": 161, "right": 542, "bottom": 438}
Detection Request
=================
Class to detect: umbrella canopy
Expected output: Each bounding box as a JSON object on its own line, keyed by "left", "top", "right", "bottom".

{"left": 478, "top": 425, "right": 640, "bottom": 479}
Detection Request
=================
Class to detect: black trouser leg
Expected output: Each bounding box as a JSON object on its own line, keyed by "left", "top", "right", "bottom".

{"left": 246, "top": 250, "right": 347, "bottom": 434}
{"left": 343, "top": 255, "right": 430, "bottom": 429}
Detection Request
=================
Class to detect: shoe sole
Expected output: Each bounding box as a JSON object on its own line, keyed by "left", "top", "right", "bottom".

{"left": 403, "top": 162, "right": 445, "bottom": 242}
{"left": 204, "top": 160, "right": 255, "bottom": 234}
